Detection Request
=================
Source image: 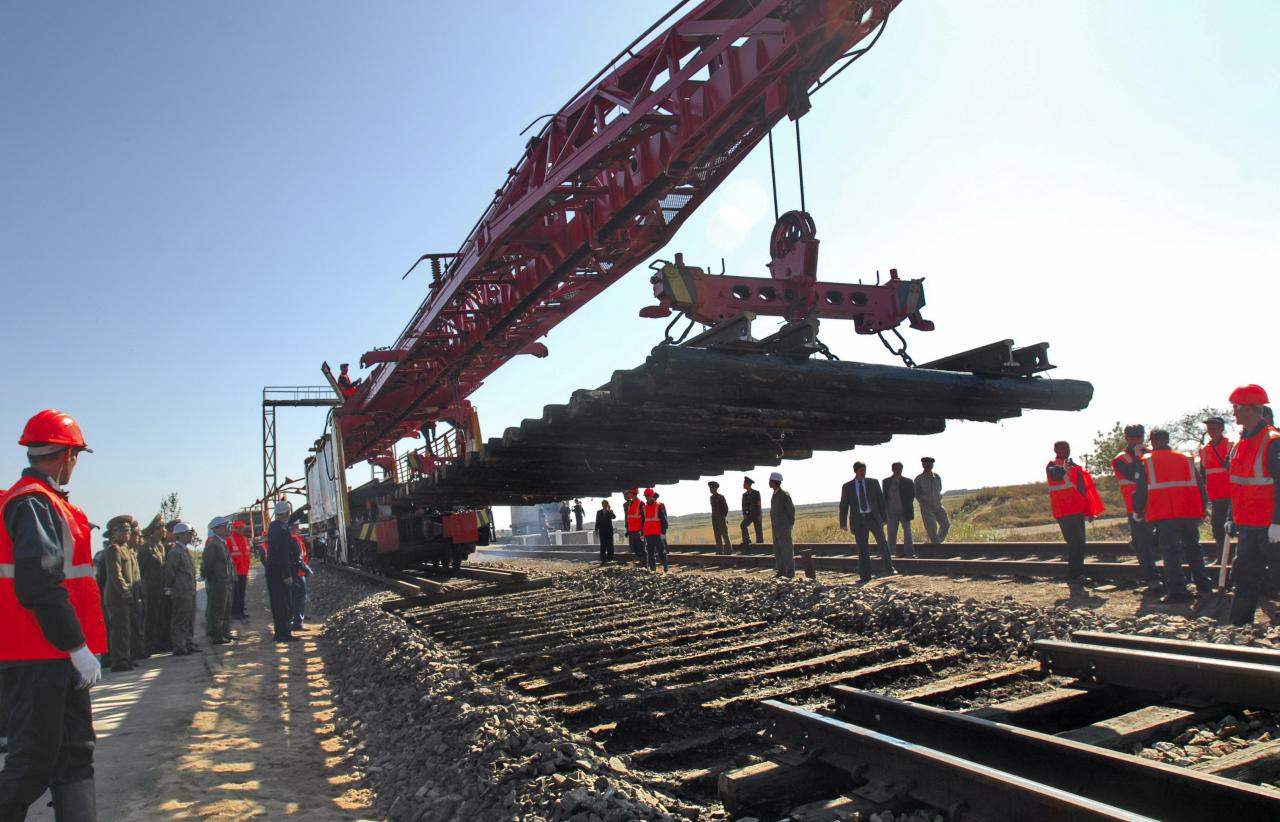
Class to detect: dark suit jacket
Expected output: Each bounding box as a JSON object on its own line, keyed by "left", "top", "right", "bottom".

{"left": 840, "top": 477, "right": 887, "bottom": 528}
{"left": 882, "top": 475, "right": 916, "bottom": 520}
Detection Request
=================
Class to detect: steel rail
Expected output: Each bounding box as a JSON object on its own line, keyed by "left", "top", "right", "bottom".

{"left": 1034, "top": 640, "right": 1280, "bottom": 710}
{"left": 829, "top": 686, "right": 1280, "bottom": 821}
{"left": 760, "top": 700, "right": 1156, "bottom": 822}
{"left": 1070, "top": 631, "right": 1280, "bottom": 667}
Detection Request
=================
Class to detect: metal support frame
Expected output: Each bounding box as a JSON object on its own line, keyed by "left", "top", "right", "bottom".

{"left": 261, "top": 386, "right": 342, "bottom": 530}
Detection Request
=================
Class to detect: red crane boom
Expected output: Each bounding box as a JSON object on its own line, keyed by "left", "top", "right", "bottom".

{"left": 340, "top": 0, "right": 902, "bottom": 465}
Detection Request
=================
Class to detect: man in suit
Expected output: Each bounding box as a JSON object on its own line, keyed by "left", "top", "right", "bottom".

{"left": 839, "top": 461, "right": 897, "bottom": 582}
{"left": 883, "top": 462, "right": 917, "bottom": 558}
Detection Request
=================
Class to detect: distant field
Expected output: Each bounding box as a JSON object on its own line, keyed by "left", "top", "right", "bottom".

{"left": 664, "top": 476, "right": 1137, "bottom": 546}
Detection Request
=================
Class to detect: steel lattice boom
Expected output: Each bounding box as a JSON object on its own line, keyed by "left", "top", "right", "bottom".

{"left": 340, "top": 0, "right": 903, "bottom": 465}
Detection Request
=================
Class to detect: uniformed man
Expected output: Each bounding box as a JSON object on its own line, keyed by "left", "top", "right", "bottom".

{"left": 228, "top": 521, "right": 251, "bottom": 619}
{"left": 0, "top": 410, "right": 105, "bottom": 820}
{"left": 914, "top": 457, "right": 950, "bottom": 544}
{"left": 121, "top": 518, "right": 146, "bottom": 661}
{"left": 572, "top": 499, "right": 585, "bottom": 532}
{"left": 594, "top": 500, "right": 616, "bottom": 564}
{"left": 768, "top": 472, "right": 796, "bottom": 578}
{"left": 739, "top": 477, "right": 763, "bottom": 548}
{"left": 640, "top": 488, "right": 669, "bottom": 572}
{"left": 102, "top": 516, "right": 138, "bottom": 672}
{"left": 1200, "top": 416, "right": 1233, "bottom": 546}
{"left": 1225, "top": 384, "right": 1280, "bottom": 625}
{"left": 623, "top": 489, "right": 645, "bottom": 566}
{"left": 138, "top": 515, "right": 170, "bottom": 653}
{"left": 265, "top": 501, "right": 301, "bottom": 643}
{"left": 1112, "top": 425, "right": 1160, "bottom": 584}
{"left": 708, "top": 481, "right": 730, "bottom": 554}
{"left": 1133, "top": 429, "right": 1214, "bottom": 603}
{"left": 1047, "top": 441, "right": 1092, "bottom": 584}
{"left": 201, "top": 517, "right": 235, "bottom": 645}
{"left": 164, "top": 523, "right": 199, "bottom": 655}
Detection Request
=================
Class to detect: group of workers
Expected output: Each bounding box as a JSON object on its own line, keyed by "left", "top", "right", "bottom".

{"left": 0, "top": 409, "right": 319, "bottom": 821}
{"left": 1047, "top": 383, "right": 1280, "bottom": 625}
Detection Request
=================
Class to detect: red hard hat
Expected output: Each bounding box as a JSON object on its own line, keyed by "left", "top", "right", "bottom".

{"left": 626, "top": 488, "right": 639, "bottom": 495}
{"left": 1229, "top": 384, "right": 1269, "bottom": 406}
{"left": 19, "top": 409, "right": 91, "bottom": 452}
{"left": 643, "top": 487, "right": 656, "bottom": 496}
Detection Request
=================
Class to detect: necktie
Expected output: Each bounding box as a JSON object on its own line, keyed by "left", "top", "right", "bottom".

{"left": 858, "top": 481, "right": 869, "bottom": 514}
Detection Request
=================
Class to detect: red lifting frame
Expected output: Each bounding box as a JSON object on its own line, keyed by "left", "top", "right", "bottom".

{"left": 342, "top": 0, "right": 903, "bottom": 465}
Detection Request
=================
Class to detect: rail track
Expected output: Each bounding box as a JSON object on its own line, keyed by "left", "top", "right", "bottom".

{"left": 327, "top": 563, "right": 1280, "bottom": 820}
{"left": 475, "top": 539, "right": 1226, "bottom": 583}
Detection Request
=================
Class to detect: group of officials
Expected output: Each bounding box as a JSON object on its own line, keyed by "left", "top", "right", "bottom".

{"left": 1047, "top": 384, "right": 1280, "bottom": 625}
{"left": 94, "top": 516, "right": 253, "bottom": 672}
{"left": 0, "top": 409, "right": 316, "bottom": 821}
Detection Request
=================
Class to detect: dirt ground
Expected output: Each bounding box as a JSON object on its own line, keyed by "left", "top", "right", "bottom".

{"left": 475, "top": 554, "right": 1275, "bottom": 625}
{"left": 19, "top": 569, "right": 377, "bottom": 822}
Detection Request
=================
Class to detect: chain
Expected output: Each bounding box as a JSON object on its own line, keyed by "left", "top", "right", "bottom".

{"left": 878, "top": 328, "right": 916, "bottom": 368}
{"left": 813, "top": 335, "right": 840, "bottom": 361}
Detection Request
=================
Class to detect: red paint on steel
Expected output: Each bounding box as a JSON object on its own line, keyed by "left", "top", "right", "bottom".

{"left": 340, "top": 0, "right": 903, "bottom": 465}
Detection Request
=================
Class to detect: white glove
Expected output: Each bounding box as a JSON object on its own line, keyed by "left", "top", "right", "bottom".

{"left": 1269, "top": 524, "right": 1280, "bottom": 544}
{"left": 283, "top": 577, "right": 293, "bottom": 587}
{"left": 69, "top": 644, "right": 102, "bottom": 689}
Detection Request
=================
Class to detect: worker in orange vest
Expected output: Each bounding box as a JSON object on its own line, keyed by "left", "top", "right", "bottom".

{"left": 289, "top": 524, "right": 313, "bottom": 630}
{"left": 623, "top": 488, "right": 645, "bottom": 566}
{"left": 337, "top": 363, "right": 357, "bottom": 397}
{"left": 641, "top": 488, "right": 669, "bottom": 572}
{"left": 1046, "top": 440, "right": 1102, "bottom": 584}
{"left": 1112, "top": 424, "right": 1159, "bottom": 584}
{"left": 1199, "top": 415, "right": 1233, "bottom": 546}
{"left": 228, "top": 521, "right": 252, "bottom": 619}
{"left": 1133, "top": 429, "right": 1213, "bottom": 604}
{"left": 1225, "top": 384, "right": 1280, "bottom": 625}
{"left": 0, "top": 410, "right": 106, "bottom": 820}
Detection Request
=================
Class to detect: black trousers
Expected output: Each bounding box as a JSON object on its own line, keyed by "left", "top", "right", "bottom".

{"left": 1209, "top": 499, "right": 1230, "bottom": 546}
{"left": 740, "top": 513, "right": 763, "bottom": 545}
{"left": 628, "top": 533, "right": 645, "bottom": 564}
{"left": 1229, "top": 526, "right": 1280, "bottom": 625}
{"left": 0, "top": 660, "right": 95, "bottom": 814}
{"left": 851, "top": 516, "right": 895, "bottom": 580}
{"left": 712, "top": 517, "right": 730, "bottom": 552}
{"left": 1154, "top": 518, "right": 1212, "bottom": 596}
{"left": 1056, "top": 514, "right": 1087, "bottom": 578}
{"left": 232, "top": 574, "right": 248, "bottom": 616}
{"left": 266, "top": 575, "right": 293, "bottom": 640}
{"left": 599, "top": 531, "right": 614, "bottom": 562}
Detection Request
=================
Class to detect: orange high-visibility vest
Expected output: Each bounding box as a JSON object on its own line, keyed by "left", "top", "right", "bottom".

{"left": 625, "top": 499, "right": 643, "bottom": 534}
{"left": 1111, "top": 450, "right": 1142, "bottom": 514}
{"left": 1200, "top": 438, "right": 1233, "bottom": 502}
{"left": 1141, "top": 450, "right": 1203, "bottom": 522}
{"left": 641, "top": 502, "right": 664, "bottom": 536}
{"left": 1229, "top": 426, "right": 1280, "bottom": 527}
{"left": 0, "top": 475, "right": 107, "bottom": 660}
{"left": 227, "top": 533, "right": 251, "bottom": 575}
{"left": 1047, "top": 460, "right": 1088, "bottom": 518}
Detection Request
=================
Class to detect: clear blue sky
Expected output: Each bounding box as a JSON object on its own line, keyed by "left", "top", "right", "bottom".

{"left": 3, "top": 1, "right": 1277, "bottom": 536}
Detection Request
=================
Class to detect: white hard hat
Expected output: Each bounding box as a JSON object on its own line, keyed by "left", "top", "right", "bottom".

{"left": 172, "top": 522, "right": 192, "bottom": 535}
{"left": 273, "top": 500, "right": 292, "bottom": 516}
{"left": 209, "top": 516, "right": 231, "bottom": 530}
{"left": 769, "top": 471, "right": 783, "bottom": 482}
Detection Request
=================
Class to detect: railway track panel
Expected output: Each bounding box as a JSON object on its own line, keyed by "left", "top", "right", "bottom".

{"left": 730, "top": 632, "right": 1280, "bottom": 820}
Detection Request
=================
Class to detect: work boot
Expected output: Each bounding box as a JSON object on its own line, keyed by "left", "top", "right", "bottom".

{"left": 51, "top": 779, "right": 97, "bottom": 822}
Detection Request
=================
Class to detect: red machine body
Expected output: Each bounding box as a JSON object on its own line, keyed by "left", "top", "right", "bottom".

{"left": 338, "top": 0, "right": 905, "bottom": 466}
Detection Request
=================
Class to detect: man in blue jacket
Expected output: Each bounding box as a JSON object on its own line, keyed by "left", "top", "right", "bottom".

{"left": 264, "top": 501, "right": 300, "bottom": 643}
